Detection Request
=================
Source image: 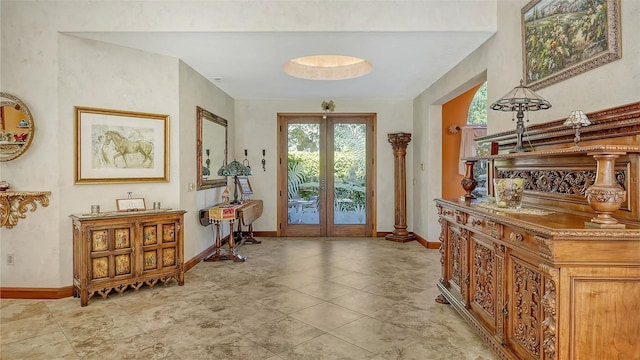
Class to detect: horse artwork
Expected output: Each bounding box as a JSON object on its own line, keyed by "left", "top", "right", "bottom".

{"left": 101, "top": 130, "right": 154, "bottom": 168}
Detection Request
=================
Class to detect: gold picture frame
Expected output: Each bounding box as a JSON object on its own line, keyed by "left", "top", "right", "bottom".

{"left": 74, "top": 106, "right": 170, "bottom": 184}
{"left": 522, "top": 0, "right": 621, "bottom": 90}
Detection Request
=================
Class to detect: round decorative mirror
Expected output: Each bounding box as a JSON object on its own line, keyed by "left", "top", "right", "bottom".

{"left": 0, "top": 92, "right": 35, "bottom": 162}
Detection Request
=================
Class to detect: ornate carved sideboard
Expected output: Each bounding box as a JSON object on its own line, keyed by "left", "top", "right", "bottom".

{"left": 70, "top": 209, "right": 185, "bottom": 306}
{"left": 435, "top": 103, "right": 640, "bottom": 360}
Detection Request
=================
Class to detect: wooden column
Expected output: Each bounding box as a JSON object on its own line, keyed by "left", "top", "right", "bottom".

{"left": 386, "top": 132, "right": 415, "bottom": 242}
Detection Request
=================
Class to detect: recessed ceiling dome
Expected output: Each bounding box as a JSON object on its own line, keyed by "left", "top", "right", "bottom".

{"left": 283, "top": 55, "right": 373, "bottom": 80}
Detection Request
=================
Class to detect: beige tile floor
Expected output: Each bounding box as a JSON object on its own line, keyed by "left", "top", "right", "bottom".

{"left": 1, "top": 237, "right": 497, "bottom": 360}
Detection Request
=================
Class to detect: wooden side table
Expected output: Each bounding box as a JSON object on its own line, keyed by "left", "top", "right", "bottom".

{"left": 204, "top": 204, "right": 246, "bottom": 262}
{"left": 237, "top": 200, "right": 263, "bottom": 244}
{"left": 204, "top": 218, "right": 245, "bottom": 262}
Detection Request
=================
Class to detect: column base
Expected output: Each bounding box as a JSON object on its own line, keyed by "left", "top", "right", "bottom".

{"left": 385, "top": 233, "right": 416, "bottom": 243}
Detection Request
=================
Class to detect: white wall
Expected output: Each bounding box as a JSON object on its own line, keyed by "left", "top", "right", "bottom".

{"left": 413, "top": 0, "right": 640, "bottom": 241}
{"left": 178, "top": 61, "right": 235, "bottom": 260}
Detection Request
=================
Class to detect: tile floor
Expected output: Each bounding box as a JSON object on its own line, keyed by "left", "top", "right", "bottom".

{"left": 1, "top": 237, "right": 497, "bottom": 359}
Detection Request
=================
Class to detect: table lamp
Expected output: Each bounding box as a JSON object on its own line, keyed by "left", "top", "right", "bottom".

{"left": 490, "top": 80, "right": 551, "bottom": 152}
{"left": 217, "top": 159, "right": 252, "bottom": 204}
{"left": 563, "top": 110, "right": 591, "bottom": 147}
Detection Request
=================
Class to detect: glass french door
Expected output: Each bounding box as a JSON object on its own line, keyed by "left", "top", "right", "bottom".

{"left": 278, "top": 113, "right": 375, "bottom": 237}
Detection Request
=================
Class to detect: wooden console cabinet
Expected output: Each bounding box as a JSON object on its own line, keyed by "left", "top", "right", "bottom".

{"left": 435, "top": 103, "right": 640, "bottom": 360}
{"left": 70, "top": 210, "right": 186, "bottom": 306}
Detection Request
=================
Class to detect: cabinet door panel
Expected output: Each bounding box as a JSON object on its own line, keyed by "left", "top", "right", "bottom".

{"left": 571, "top": 271, "right": 640, "bottom": 360}
{"left": 143, "top": 250, "right": 158, "bottom": 271}
{"left": 162, "top": 248, "right": 176, "bottom": 267}
{"left": 447, "top": 225, "right": 466, "bottom": 302}
{"left": 91, "top": 257, "right": 109, "bottom": 279}
{"left": 469, "top": 234, "right": 497, "bottom": 331}
{"left": 115, "top": 254, "right": 132, "bottom": 276}
{"left": 162, "top": 223, "right": 176, "bottom": 243}
{"left": 142, "top": 219, "right": 180, "bottom": 274}
{"left": 507, "top": 254, "right": 543, "bottom": 360}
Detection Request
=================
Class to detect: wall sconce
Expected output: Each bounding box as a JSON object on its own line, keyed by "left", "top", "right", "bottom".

{"left": 261, "top": 149, "right": 266, "bottom": 171}
{"left": 448, "top": 125, "right": 461, "bottom": 134}
{"left": 243, "top": 149, "right": 251, "bottom": 169}
{"left": 563, "top": 110, "right": 591, "bottom": 147}
{"left": 321, "top": 100, "right": 335, "bottom": 120}
{"left": 490, "top": 80, "right": 551, "bottom": 152}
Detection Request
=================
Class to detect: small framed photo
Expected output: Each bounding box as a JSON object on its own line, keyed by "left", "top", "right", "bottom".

{"left": 237, "top": 176, "right": 253, "bottom": 197}
{"left": 116, "top": 198, "right": 147, "bottom": 211}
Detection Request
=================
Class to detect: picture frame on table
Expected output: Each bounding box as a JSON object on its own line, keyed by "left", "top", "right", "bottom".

{"left": 237, "top": 176, "right": 253, "bottom": 197}
{"left": 116, "top": 198, "right": 147, "bottom": 212}
{"left": 74, "top": 106, "right": 170, "bottom": 184}
{"left": 522, "top": 0, "right": 621, "bottom": 90}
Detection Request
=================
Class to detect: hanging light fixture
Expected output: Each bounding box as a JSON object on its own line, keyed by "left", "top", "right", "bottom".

{"left": 490, "top": 80, "right": 551, "bottom": 153}
{"left": 321, "top": 100, "right": 335, "bottom": 120}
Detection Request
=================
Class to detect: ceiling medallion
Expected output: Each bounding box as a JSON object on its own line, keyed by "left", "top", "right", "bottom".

{"left": 283, "top": 55, "right": 373, "bottom": 80}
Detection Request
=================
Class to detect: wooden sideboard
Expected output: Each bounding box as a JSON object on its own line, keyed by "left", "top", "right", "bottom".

{"left": 70, "top": 209, "right": 185, "bottom": 306}
{"left": 435, "top": 103, "right": 640, "bottom": 360}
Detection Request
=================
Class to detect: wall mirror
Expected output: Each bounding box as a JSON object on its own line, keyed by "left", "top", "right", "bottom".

{"left": 196, "top": 106, "right": 228, "bottom": 190}
{"left": 0, "top": 92, "right": 35, "bottom": 162}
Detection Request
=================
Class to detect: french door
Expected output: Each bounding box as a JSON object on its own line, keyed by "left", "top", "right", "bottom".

{"left": 278, "top": 113, "right": 376, "bottom": 237}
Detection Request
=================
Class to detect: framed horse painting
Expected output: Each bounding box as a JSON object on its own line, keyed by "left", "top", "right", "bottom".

{"left": 74, "top": 106, "right": 170, "bottom": 184}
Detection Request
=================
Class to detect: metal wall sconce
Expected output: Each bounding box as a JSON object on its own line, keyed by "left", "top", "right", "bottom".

{"left": 261, "top": 149, "right": 266, "bottom": 171}
{"left": 243, "top": 149, "right": 251, "bottom": 169}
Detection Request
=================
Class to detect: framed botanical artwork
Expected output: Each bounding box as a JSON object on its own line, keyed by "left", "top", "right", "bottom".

{"left": 522, "top": 0, "right": 621, "bottom": 90}
{"left": 74, "top": 106, "right": 170, "bottom": 184}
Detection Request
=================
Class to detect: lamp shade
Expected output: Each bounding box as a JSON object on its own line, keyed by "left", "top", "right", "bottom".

{"left": 563, "top": 110, "right": 591, "bottom": 127}
{"left": 490, "top": 80, "right": 551, "bottom": 112}
{"left": 217, "top": 159, "right": 252, "bottom": 177}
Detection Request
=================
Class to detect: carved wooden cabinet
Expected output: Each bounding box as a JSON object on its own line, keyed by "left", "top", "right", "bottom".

{"left": 70, "top": 210, "right": 185, "bottom": 306}
{"left": 435, "top": 103, "right": 640, "bottom": 360}
{"left": 436, "top": 199, "right": 640, "bottom": 360}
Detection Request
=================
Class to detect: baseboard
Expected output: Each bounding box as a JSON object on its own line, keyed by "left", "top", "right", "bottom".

{"left": 0, "top": 286, "right": 74, "bottom": 299}
{"left": 1, "top": 231, "right": 435, "bottom": 299}
{"left": 376, "top": 231, "right": 391, "bottom": 237}
{"left": 2, "top": 234, "right": 234, "bottom": 300}
{"left": 414, "top": 232, "right": 440, "bottom": 249}
{"left": 184, "top": 244, "right": 215, "bottom": 272}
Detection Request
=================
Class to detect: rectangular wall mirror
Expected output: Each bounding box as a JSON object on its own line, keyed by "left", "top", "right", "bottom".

{"left": 196, "top": 106, "right": 228, "bottom": 190}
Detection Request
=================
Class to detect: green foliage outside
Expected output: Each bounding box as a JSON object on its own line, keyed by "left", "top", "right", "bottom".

{"left": 288, "top": 151, "right": 365, "bottom": 210}
{"left": 287, "top": 123, "right": 367, "bottom": 211}
{"left": 467, "top": 82, "right": 487, "bottom": 125}
{"left": 468, "top": 82, "right": 488, "bottom": 198}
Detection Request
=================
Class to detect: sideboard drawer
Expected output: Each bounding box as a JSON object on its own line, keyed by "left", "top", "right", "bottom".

{"left": 502, "top": 225, "right": 537, "bottom": 252}
{"left": 467, "top": 214, "right": 495, "bottom": 237}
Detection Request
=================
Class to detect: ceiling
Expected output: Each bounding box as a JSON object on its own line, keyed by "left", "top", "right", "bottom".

{"left": 71, "top": 31, "right": 493, "bottom": 100}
